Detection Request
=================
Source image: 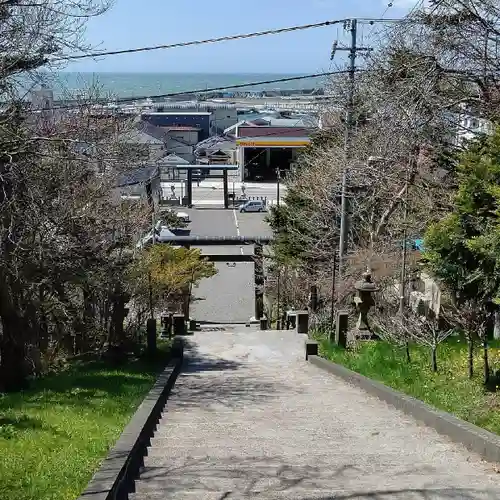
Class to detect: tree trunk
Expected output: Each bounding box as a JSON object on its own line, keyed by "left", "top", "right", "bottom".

{"left": 109, "top": 287, "right": 126, "bottom": 348}
{"left": 0, "top": 313, "right": 27, "bottom": 392}
{"left": 467, "top": 336, "right": 474, "bottom": 379}
{"left": 405, "top": 342, "right": 411, "bottom": 364}
{"left": 431, "top": 346, "right": 438, "bottom": 372}
{"left": 483, "top": 336, "right": 490, "bottom": 385}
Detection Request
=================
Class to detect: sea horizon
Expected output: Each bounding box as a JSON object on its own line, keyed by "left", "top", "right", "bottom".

{"left": 30, "top": 71, "right": 327, "bottom": 99}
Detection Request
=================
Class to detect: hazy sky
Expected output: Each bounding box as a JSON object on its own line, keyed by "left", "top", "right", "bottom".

{"left": 67, "top": 0, "right": 419, "bottom": 74}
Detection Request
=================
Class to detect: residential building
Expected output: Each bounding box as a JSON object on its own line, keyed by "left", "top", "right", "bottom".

{"left": 194, "top": 135, "right": 237, "bottom": 164}
{"left": 113, "top": 166, "right": 162, "bottom": 213}
{"left": 142, "top": 112, "right": 215, "bottom": 140}
{"left": 455, "top": 113, "right": 493, "bottom": 145}
{"left": 163, "top": 126, "right": 200, "bottom": 163}
{"left": 117, "top": 121, "right": 167, "bottom": 163}
{"left": 157, "top": 154, "right": 190, "bottom": 182}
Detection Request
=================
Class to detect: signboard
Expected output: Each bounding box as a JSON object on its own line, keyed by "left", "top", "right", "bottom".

{"left": 237, "top": 140, "right": 310, "bottom": 147}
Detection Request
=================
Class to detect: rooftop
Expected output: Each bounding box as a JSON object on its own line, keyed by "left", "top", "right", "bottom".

{"left": 249, "top": 116, "right": 318, "bottom": 128}
{"left": 161, "top": 126, "right": 201, "bottom": 132}
{"left": 158, "top": 154, "right": 190, "bottom": 165}
{"left": 236, "top": 136, "right": 311, "bottom": 145}
{"left": 195, "top": 135, "right": 236, "bottom": 155}
{"left": 115, "top": 166, "right": 159, "bottom": 187}
{"left": 142, "top": 111, "right": 212, "bottom": 116}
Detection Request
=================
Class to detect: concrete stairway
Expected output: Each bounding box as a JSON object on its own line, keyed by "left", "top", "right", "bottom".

{"left": 130, "top": 329, "right": 500, "bottom": 500}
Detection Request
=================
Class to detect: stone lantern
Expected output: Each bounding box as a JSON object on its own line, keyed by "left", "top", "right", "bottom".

{"left": 352, "top": 270, "right": 379, "bottom": 339}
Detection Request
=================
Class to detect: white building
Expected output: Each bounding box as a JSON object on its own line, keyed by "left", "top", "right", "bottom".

{"left": 456, "top": 114, "right": 493, "bottom": 145}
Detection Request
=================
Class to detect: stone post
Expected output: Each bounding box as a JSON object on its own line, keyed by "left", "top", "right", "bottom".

{"left": 335, "top": 310, "right": 349, "bottom": 348}
{"left": 186, "top": 169, "right": 193, "bottom": 207}
{"left": 254, "top": 244, "right": 264, "bottom": 320}
{"left": 173, "top": 313, "right": 186, "bottom": 336}
{"left": 296, "top": 311, "right": 309, "bottom": 334}
{"left": 309, "top": 285, "right": 318, "bottom": 312}
{"left": 223, "top": 170, "right": 229, "bottom": 209}
{"left": 146, "top": 318, "right": 157, "bottom": 357}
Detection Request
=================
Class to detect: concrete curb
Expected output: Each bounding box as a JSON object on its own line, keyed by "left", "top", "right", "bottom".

{"left": 308, "top": 354, "right": 500, "bottom": 464}
{"left": 78, "top": 338, "right": 184, "bottom": 500}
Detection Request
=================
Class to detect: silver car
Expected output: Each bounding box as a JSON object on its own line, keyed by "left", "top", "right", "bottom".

{"left": 239, "top": 200, "right": 266, "bottom": 213}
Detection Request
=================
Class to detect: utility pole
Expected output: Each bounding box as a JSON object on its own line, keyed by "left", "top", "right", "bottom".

{"left": 399, "top": 151, "right": 417, "bottom": 316}
{"left": 338, "top": 18, "right": 358, "bottom": 277}
{"left": 399, "top": 152, "right": 416, "bottom": 365}
{"left": 398, "top": 165, "right": 410, "bottom": 317}
{"left": 149, "top": 211, "right": 155, "bottom": 319}
{"left": 276, "top": 167, "right": 281, "bottom": 329}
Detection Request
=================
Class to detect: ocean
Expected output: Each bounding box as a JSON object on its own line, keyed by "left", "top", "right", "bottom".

{"left": 32, "top": 72, "right": 326, "bottom": 99}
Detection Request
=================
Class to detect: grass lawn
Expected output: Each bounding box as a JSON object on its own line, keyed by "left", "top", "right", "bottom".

{"left": 314, "top": 334, "right": 500, "bottom": 436}
{"left": 0, "top": 342, "right": 172, "bottom": 500}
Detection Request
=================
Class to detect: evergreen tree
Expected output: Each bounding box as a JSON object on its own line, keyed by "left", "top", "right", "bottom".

{"left": 424, "top": 127, "right": 500, "bottom": 383}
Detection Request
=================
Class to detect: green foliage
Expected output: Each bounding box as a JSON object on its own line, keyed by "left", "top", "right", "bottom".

{"left": 267, "top": 180, "right": 334, "bottom": 267}
{"left": 0, "top": 349, "right": 171, "bottom": 500}
{"left": 316, "top": 336, "right": 500, "bottom": 436}
{"left": 424, "top": 126, "right": 500, "bottom": 304}
{"left": 129, "top": 245, "right": 217, "bottom": 311}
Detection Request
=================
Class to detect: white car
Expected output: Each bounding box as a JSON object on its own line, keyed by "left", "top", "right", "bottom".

{"left": 239, "top": 200, "right": 266, "bottom": 213}
{"left": 175, "top": 211, "right": 190, "bottom": 223}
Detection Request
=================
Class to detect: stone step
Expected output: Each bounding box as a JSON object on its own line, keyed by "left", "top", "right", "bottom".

{"left": 128, "top": 487, "right": 429, "bottom": 500}
{"left": 132, "top": 470, "right": 464, "bottom": 500}
{"left": 134, "top": 464, "right": 457, "bottom": 494}
{"left": 129, "top": 490, "right": 234, "bottom": 500}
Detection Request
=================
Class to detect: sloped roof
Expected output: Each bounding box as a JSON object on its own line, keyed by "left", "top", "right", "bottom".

{"left": 223, "top": 120, "right": 256, "bottom": 134}
{"left": 115, "top": 166, "right": 159, "bottom": 187}
{"left": 159, "top": 154, "right": 190, "bottom": 165}
{"left": 194, "top": 135, "right": 235, "bottom": 155}
{"left": 250, "top": 116, "right": 318, "bottom": 128}
{"left": 118, "top": 120, "right": 166, "bottom": 144}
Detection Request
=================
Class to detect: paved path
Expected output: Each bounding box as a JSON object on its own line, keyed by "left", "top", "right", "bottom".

{"left": 133, "top": 330, "right": 500, "bottom": 499}
{"left": 161, "top": 181, "right": 284, "bottom": 207}
{"left": 188, "top": 208, "right": 271, "bottom": 323}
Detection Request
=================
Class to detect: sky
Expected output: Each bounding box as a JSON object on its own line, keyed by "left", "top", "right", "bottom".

{"left": 67, "top": 0, "right": 419, "bottom": 74}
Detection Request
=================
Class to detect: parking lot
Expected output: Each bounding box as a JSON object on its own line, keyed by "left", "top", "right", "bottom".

{"left": 186, "top": 208, "right": 272, "bottom": 323}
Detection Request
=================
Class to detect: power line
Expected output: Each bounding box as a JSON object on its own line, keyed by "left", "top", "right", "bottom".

{"left": 57, "top": 18, "right": 407, "bottom": 62}
{"left": 50, "top": 70, "right": 363, "bottom": 110}
{"left": 365, "top": 3, "right": 395, "bottom": 39}
{"left": 58, "top": 20, "right": 350, "bottom": 61}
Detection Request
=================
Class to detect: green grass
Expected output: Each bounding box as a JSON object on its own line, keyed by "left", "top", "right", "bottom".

{"left": 314, "top": 334, "right": 500, "bottom": 435}
{"left": 0, "top": 342, "right": 172, "bottom": 500}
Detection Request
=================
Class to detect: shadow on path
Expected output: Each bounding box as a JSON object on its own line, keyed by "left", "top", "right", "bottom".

{"left": 165, "top": 340, "right": 290, "bottom": 410}
{"left": 139, "top": 456, "right": 498, "bottom": 499}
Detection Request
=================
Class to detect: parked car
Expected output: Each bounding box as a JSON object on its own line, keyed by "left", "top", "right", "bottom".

{"left": 239, "top": 200, "right": 266, "bottom": 213}
{"left": 175, "top": 211, "right": 190, "bottom": 224}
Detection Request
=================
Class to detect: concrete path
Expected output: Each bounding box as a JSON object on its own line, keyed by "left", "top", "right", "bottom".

{"left": 132, "top": 330, "right": 500, "bottom": 499}
{"left": 188, "top": 208, "right": 271, "bottom": 324}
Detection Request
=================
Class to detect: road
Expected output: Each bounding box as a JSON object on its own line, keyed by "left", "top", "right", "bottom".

{"left": 161, "top": 180, "right": 285, "bottom": 207}
{"left": 132, "top": 329, "right": 500, "bottom": 500}
{"left": 187, "top": 208, "right": 272, "bottom": 324}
